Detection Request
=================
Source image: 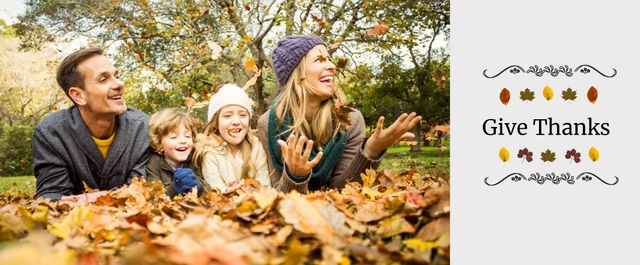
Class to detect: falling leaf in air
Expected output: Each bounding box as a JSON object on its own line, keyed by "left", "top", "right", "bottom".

{"left": 367, "top": 23, "right": 388, "bottom": 36}
{"left": 520, "top": 88, "right": 535, "bottom": 102}
{"left": 328, "top": 42, "right": 341, "bottom": 50}
{"left": 542, "top": 85, "right": 554, "bottom": 101}
{"left": 499, "top": 88, "right": 510, "bottom": 105}
{"left": 587, "top": 86, "right": 598, "bottom": 103}
{"left": 333, "top": 101, "right": 355, "bottom": 126}
{"left": 245, "top": 58, "right": 257, "bottom": 72}
{"left": 561, "top": 88, "right": 577, "bottom": 101}
{"left": 431, "top": 68, "right": 447, "bottom": 90}
{"left": 540, "top": 149, "right": 556, "bottom": 163}
{"left": 185, "top": 96, "right": 196, "bottom": 110}
{"left": 311, "top": 14, "right": 323, "bottom": 23}
{"left": 589, "top": 146, "right": 600, "bottom": 162}
{"left": 335, "top": 57, "right": 348, "bottom": 70}
{"left": 243, "top": 34, "right": 253, "bottom": 42}
{"left": 206, "top": 40, "right": 223, "bottom": 60}
{"left": 499, "top": 147, "right": 510, "bottom": 162}
{"left": 242, "top": 70, "right": 262, "bottom": 90}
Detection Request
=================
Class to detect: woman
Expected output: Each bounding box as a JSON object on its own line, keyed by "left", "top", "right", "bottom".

{"left": 257, "top": 35, "right": 421, "bottom": 193}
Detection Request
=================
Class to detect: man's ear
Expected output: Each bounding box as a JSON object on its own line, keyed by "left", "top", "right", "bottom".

{"left": 68, "top": 87, "right": 86, "bottom": 106}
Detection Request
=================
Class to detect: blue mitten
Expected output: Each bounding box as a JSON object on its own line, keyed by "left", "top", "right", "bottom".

{"left": 173, "top": 168, "right": 199, "bottom": 194}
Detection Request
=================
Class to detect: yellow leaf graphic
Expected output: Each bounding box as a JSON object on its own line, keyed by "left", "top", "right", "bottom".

{"left": 543, "top": 85, "right": 554, "bottom": 100}
{"left": 589, "top": 146, "right": 600, "bottom": 162}
{"left": 499, "top": 147, "right": 510, "bottom": 162}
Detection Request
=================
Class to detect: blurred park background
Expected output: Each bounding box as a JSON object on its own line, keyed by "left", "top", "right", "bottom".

{"left": 0, "top": 0, "right": 449, "bottom": 192}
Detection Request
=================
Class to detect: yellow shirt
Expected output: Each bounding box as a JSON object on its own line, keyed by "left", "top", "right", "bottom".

{"left": 92, "top": 133, "right": 116, "bottom": 158}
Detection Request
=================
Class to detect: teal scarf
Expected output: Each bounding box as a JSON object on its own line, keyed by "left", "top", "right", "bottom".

{"left": 268, "top": 103, "right": 348, "bottom": 181}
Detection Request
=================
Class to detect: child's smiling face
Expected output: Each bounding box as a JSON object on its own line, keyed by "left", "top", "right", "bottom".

{"left": 217, "top": 105, "right": 250, "bottom": 152}
{"left": 161, "top": 124, "right": 194, "bottom": 166}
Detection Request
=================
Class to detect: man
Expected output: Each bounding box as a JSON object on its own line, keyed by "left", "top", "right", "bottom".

{"left": 32, "top": 48, "right": 151, "bottom": 200}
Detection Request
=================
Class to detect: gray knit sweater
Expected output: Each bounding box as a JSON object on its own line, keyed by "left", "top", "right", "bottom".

{"left": 257, "top": 109, "right": 383, "bottom": 193}
{"left": 32, "top": 106, "right": 151, "bottom": 200}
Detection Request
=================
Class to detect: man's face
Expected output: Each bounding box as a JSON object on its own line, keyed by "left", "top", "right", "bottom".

{"left": 75, "top": 55, "right": 126, "bottom": 116}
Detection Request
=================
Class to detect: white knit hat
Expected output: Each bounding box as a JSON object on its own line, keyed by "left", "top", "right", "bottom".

{"left": 207, "top": 84, "right": 253, "bottom": 123}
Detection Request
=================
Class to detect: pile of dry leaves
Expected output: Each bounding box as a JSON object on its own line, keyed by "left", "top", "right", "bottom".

{"left": 0, "top": 169, "right": 449, "bottom": 265}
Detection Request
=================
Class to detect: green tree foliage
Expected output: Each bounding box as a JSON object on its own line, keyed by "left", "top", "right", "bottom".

{"left": 0, "top": 36, "right": 66, "bottom": 126}
{"left": 0, "top": 34, "right": 66, "bottom": 176}
{"left": 0, "top": 123, "right": 34, "bottom": 176}
{"left": 342, "top": 0, "right": 450, "bottom": 150}
{"left": 0, "top": 19, "right": 17, "bottom": 36}
{"left": 16, "top": 0, "right": 449, "bottom": 118}
{"left": 14, "top": 0, "right": 449, "bottom": 154}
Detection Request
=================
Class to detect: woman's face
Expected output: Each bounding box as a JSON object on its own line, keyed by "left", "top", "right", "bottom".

{"left": 303, "top": 45, "right": 336, "bottom": 101}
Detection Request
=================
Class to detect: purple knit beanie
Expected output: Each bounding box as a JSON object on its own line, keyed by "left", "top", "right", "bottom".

{"left": 272, "top": 35, "right": 327, "bottom": 86}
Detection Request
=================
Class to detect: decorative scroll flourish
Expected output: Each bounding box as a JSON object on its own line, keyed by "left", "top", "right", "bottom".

{"left": 483, "top": 64, "right": 617, "bottom": 78}
{"left": 484, "top": 172, "right": 619, "bottom": 186}
{"left": 574, "top": 64, "right": 617, "bottom": 78}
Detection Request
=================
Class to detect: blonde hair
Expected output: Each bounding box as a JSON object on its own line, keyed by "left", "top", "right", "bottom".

{"left": 148, "top": 108, "right": 196, "bottom": 154}
{"left": 274, "top": 54, "right": 348, "bottom": 146}
{"left": 192, "top": 110, "right": 257, "bottom": 179}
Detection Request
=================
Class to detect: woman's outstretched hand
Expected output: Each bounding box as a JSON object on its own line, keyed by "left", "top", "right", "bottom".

{"left": 277, "top": 134, "right": 323, "bottom": 177}
{"left": 364, "top": 112, "right": 422, "bottom": 158}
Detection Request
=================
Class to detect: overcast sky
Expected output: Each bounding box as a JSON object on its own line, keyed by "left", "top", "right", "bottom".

{"left": 0, "top": 0, "right": 25, "bottom": 24}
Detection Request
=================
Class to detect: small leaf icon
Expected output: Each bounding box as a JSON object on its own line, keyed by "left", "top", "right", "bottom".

{"left": 500, "top": 88, "right": 510, "bottom": 105}
{"left": 561, "top": 88, "right": 577, "bottom": 101}
{"left": 542, "top": 85, "right": 554, "bottom": 101}
{"left": 499, "top": 147, "right": 510, "bottom": 162}
{"left": 589, "top": 146, "right": 600, "bottom": 162}
{"left": 564, "top": 148, "right": 581, "bottom": 163}
{"left": 587, "top": 86, "right": 598, "bottom": 103}
{"left": 520, "top": 88, "right": 535, "bottom": 101}
{"left": 541, "top": 149, "right": 556, "bottom": 163}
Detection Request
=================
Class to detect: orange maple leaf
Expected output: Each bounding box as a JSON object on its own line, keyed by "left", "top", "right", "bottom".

{"left": 367, "top": 23, "right": 389, "bottom": 36}
{"left": 245, "top": 58, "right": 257, "bottom": 72}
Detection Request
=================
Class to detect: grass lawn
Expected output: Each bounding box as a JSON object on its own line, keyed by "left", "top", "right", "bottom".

{"left": 0, "top": 176, "right": 35, "bottom": 194}
{"left": 380, "top": 145, "right": 450, "bottom": 176}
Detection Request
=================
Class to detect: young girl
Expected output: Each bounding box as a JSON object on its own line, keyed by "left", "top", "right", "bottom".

{"left": 146, "top": 108, "right": 208, "bottom": 197}
{"left": 193, "top": 84, "right": 270, "bottom": 191}
{"left": 258, "top": 35, "right": 422, "bottom": 193}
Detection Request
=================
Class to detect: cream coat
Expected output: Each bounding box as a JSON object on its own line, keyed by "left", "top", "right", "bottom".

{"left": 198, "top": 134, "right": 271, "bottom": 191}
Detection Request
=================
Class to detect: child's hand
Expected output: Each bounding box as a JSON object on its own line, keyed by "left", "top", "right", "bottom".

{"left": 173, "top": 168, "right": 199, "bottom": 194}
{"left": 277, "top": 134, "right": 323, "bottom": 177}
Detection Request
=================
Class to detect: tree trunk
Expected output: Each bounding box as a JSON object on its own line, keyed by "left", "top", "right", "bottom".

{"left": 410, "top": 125, "right": 422, "bottom": 152}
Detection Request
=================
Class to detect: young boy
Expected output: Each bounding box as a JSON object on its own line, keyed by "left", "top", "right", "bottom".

{"left": 146, "top": 108, "right": 209, "bottom": 197}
